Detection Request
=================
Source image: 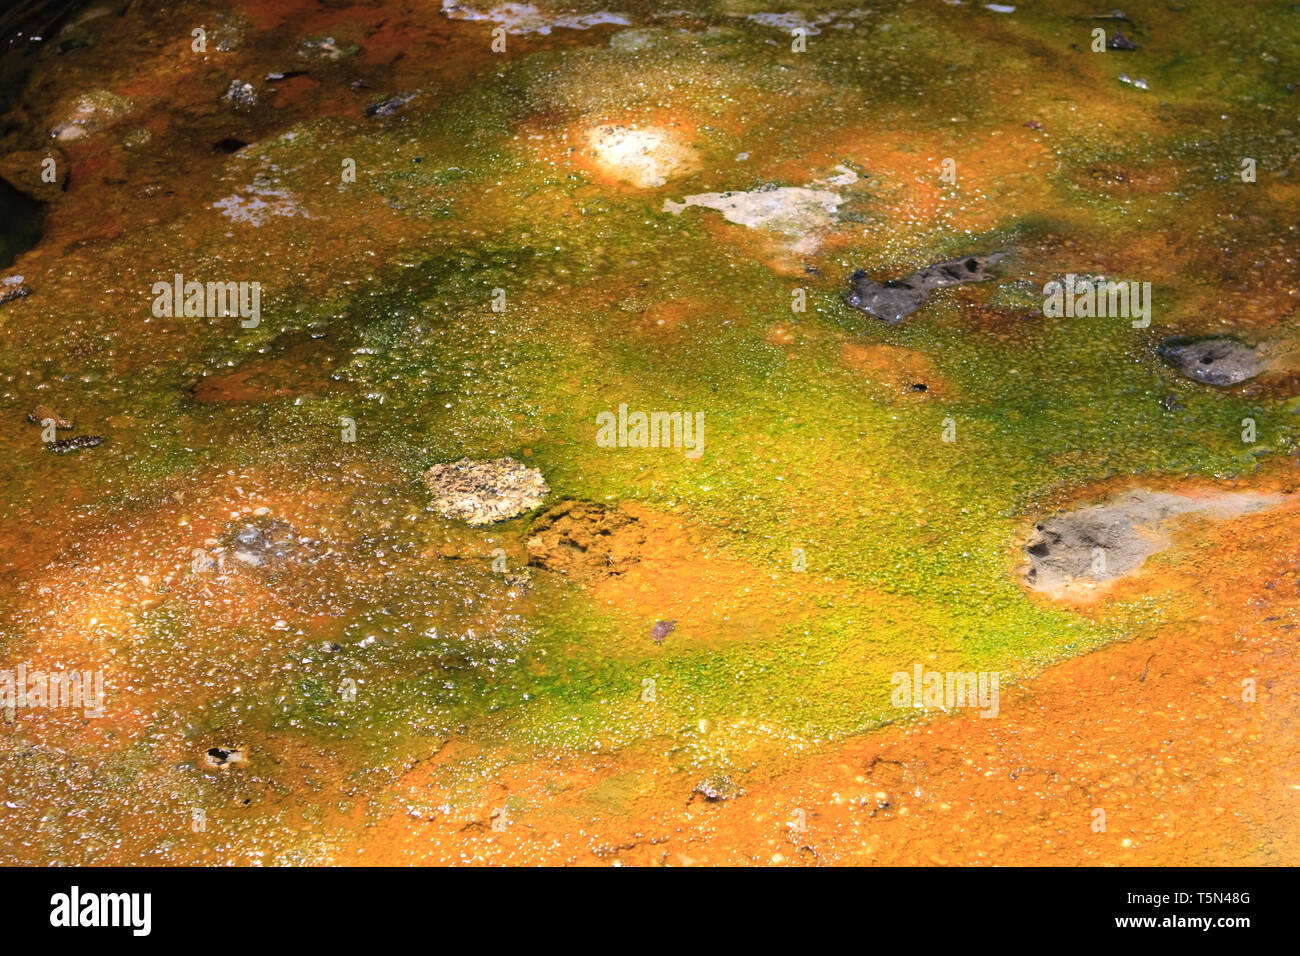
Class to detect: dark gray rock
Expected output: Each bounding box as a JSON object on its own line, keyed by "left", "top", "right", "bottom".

{"left": 845, "top": 253, "right": 1005, "bottom": 324}
{"left": 1, "top": 276, "right": 31, "bottom": 305}
{"left": 365, "top": 91, "right": 419, "bottom": 118}
{"left": 1159, "top": 336, "right": 1264, "bottom": 386}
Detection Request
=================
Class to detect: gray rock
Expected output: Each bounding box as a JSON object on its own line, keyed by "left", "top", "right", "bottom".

{"left": 50, "top": 89, "right": 133, "bottom": 141}
{"left": 364, "top": 91, "right": 419, "bottom": 118}
{"left": 1159, "top": 336, "right": 1265, "bottom": 386}
{"left": 45, "top": 435, "right": 103, "bottom": 453}
{"left": 1, "top": 276, "right": 31, "bottom": 305}
{"left": 1024, "top": 489, "right": 1282, "bottom": 593}
{"left": 651, "top": 619, "right": 676, "bottom": 644}
{"left": 693, "top": 774, "right": 739, "bottom": 801}
{"left": 845, "top": 253, "right": 1005, "bottom": 325}
{"left": 202, "top": 746, "right": 246, "bottom": 770}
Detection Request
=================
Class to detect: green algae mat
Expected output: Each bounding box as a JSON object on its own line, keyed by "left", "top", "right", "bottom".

{"left": 0, "top": 0, "right": 1296, "bottom": 865}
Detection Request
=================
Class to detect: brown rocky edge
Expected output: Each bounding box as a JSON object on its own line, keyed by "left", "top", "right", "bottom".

{"left": 525, "top": 499, "right": 646, "bottom": 580}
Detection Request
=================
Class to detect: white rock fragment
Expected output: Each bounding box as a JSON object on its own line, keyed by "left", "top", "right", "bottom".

{"left": 441, "top": 0, "right": 629, "bottom": 34}
{"left": 818, "top": 164, "right": 859, "bottom": 186}
{"left": 214, "top": 175, "right": 308, "bottom": 226}
{"left": 664, "top": 184, "right": 844, "bottom": 253}
{"left": 745, "top": 12, "right": 833, "bottom": 35}
{"left": 584, "top": 123, "right": 697, "bottom": 187}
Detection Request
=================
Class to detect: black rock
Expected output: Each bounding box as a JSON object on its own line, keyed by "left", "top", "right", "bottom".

{"left": 203, "top": 746, "right": 246, "bottom": 769}
{"left": 45, "top": 435, "right": 103, "bottom": 453}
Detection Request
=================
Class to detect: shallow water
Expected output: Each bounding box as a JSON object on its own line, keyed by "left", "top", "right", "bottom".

{"left": 0, "top": 0, "right": 1297, "bottom": 865}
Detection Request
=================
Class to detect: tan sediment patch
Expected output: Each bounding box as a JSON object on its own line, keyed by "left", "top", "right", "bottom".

{"left": 584, "top": 503, "right": 812, "bottom": 648}
{"left": 804, "top": 125, "right": 1059, "bottom": 239}
{"left": 635, "top": 298, "right": 728, "bottom": 343}
{"left": 839, "top": 342, "right": 952, "bottom": 400}
{"left": 525, "top": 500, "right": 645, "bottom": 579}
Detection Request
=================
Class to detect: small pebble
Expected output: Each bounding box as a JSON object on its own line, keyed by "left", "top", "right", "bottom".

{"left": 0, "top": 276, "right": 31, "bottom": 305}
{"left": 365, "top": 91, "right": 419, "bottom": 118}
{"left": 221, "top": 79, "right": 258, "bottom": 108}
